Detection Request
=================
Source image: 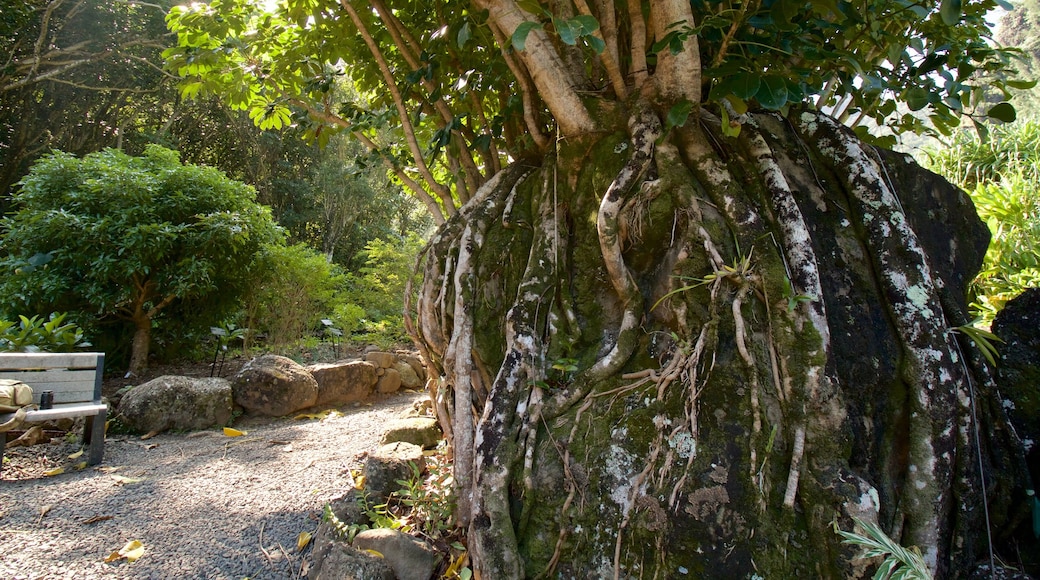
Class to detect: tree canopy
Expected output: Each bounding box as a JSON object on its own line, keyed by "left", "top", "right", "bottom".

{"left": 165, "top": 0, "right": 1026, "bottom": 223}
{"left": 0, "top": 144, "right": 281, "bottom": 374}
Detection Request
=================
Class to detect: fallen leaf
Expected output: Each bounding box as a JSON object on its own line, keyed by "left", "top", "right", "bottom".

{"left": 223, "top": 427, "right": 246, "bottom": 437}
{"left": 82, "top": 515, "right": 114, "bottom": 525}
{"left": 73, "top": 461, "right": 88, "bottom": 470}
{"left": 43, "top": 467, "right": 64, "bottom": 477}
{"left": 106, "top": 539, "right": 145, "bottom": 563}
{"left": 144, "top": 444, "right": 158, "bottom": 450}
{"left": 111, "top": 475, "right": 144, "bottom": 485}
{"left": 354, "top": 475, "right": 366, "bottom": 490}
{"left": 37, "top": 504, "right": 53, "bottom": 524}
{"left": 68, "top": 450, "right": 84, "bottom": 460}
{"left": 364, "top": 549, "right": 384, "bottom": 558}
{"left": 293, "top": 411, "right": 329, "bottom": 420}
{"left": 296, "top": 531, "right": 312, "bottom": 552}
{"left": 96, "top": 466, "right": 120, "bottom": 473}
{"left": 122, "top": 540, "right": 145, "bottom": 562}
{"left": 141, "top": 430, "right": 160, "bottom": 440}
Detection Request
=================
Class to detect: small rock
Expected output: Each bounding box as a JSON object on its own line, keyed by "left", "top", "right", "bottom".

{"left": 365, "top": 351, "right": 396, "bottom": 369}
{"left": 376, "top": 368, "right": 402, "bottom": 394}
{"left": 364, "top": 442, "right": 425, "bottom": 501}
{"left": 117, "top": 376, "right": 233, "bottom": 434}
{"left": 231, "top": 355, "right": 318, "bottom": 417}
{"left": 381, "top": 417, "right": 442, "bottom": 449}
{"left": 352, "top": 528, "right": 442, "bottom": 580}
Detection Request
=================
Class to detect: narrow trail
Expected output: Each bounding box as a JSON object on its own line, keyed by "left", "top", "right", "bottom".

{"left": 0, "top": 391, "right": 423, "bottom": 580}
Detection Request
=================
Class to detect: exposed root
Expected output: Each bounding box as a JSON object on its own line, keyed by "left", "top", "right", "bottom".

{"left": 590, "top": 107, "right": 662, "bottom": 379}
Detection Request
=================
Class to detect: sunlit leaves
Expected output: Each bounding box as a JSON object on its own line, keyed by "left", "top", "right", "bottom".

{"left": 105, "top": 540, "right": 145, "bottom": 564}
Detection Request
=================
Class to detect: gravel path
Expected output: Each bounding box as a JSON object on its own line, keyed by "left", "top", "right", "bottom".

{"left": 0, "top": 391, "right": 424, "bottom": 580}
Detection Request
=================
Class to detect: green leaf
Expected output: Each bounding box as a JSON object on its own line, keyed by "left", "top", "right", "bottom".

{"left": 905, "top": 87, "right": 930, "bottom": 112}
{"left": 988, "top": 102, "right": 1017, "bottom": 123}
{"left": 666, "top": 100, "right": 694, "bottom": 129}
{"left": 511, "top": 21, "right": 542, "bottom": 51}
{"left": 516, "top": 0, "right": 543, "bottom": 15}
{"left": 586, "top": 35, "right": 605, "bottom": 55}
{"left": 1006, "top": 79, "right": 1038, "bottom": 90}
{"left": 456, "top": 21, "right": 471, "bottom": 49}
{"left": 755, "top": 75, "right": 788, "bottom": 110}
{"left": 732, "top": 73, "right": 762, "bottom": 100}
{"left": 940, "top": 0, "right": 962, "bottom": 25}
{"left": 555, "top": 17, "right": 579, "bottom": 45}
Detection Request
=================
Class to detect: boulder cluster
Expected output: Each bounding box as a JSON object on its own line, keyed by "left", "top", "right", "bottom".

{"left": 116, "top": 351, "right": 427, "bottom": 434}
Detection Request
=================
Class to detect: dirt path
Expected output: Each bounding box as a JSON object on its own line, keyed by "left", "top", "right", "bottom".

{"left": 0, "top": 391, "right": 423, "bottom": 580}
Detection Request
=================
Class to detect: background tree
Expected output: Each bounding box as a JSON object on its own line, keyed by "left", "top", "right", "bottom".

{"left": 0, "top": 145, "right": 280, "bottom": 375}
{"left": 0, "top": 0, "right": 174, "bottom": 206}
{"left": 167, "top": 0, "right": 1035, "bottom": 577}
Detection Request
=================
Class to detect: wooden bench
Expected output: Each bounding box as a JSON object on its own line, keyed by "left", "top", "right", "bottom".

{"left": 0, "top": 352, "right": 107, "bottom": 473}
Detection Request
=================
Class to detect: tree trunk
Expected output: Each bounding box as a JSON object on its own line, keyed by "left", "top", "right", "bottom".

{"left": 129, "top": 314, "right": 151, "bottom": 377}
{"left": 411, "top": 106, "right": 1031, "bottom": 578}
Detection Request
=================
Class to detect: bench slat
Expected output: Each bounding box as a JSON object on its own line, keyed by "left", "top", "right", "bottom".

{"left": 0, "top": 352, "right": 102, "bottom": 370}
{"left": 10, "top": 403, "right": 108, "bottom": 423}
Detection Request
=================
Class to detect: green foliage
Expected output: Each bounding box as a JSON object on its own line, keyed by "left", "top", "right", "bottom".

{"left": 241, "top": 243, "right": 345, "bottom": 348}
{"left": 0, "top": 313, "right": 91, "bottom": 353}
{"left": 835, "top": 517, "right": 933, "bottom": 579}
{"left": 952, "top": 322, "right": 1004, "bottom": 367}
{"left": 0, "top": 145, "right": 281, "bottom": 369}
{"left": 924, "top": 123, "right": 1040, "bottom": 323}
{"left": 338, "top": 234, "right": 425, "bottom": 345}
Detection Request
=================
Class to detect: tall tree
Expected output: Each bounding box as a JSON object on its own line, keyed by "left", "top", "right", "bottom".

{"left": 167, "top": 0, "right": 1034, "bottom": 577}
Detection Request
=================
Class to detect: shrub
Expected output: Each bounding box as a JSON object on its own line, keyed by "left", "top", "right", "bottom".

{"left": 0, "top": 312, "right": 91, "bottom": 353}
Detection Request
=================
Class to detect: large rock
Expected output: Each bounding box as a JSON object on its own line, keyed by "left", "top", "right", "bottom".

{"left": 353, "top": 528, "right": 442, "bottom": 580}
{"left": 392, "top": 361, "right": 422, "bottom": 390}
{"left": 307, "top": 360, "right": 378, "bottom": 406}
{"left": 376, "top": 368, "right": 402, "bottom": 394}
{"left": 364, "top": 441, "right": 425, "bottom": 501}
{"left": 365, "top": 351, "right": 396, "bottom": 369}
{"left": 993, "top": 287, "right": 1040, "bottom": 486}
{"left": 396, "top": 353, "right": 427, "bottom": 385}
{"left": 231, "top": 355, "right": 318, "bottom": 417}
{"left": 381, "top": 417, "right": 442, "bottom": 449}
{"left": 308, "top": 540, "right": 395, "bottom": 580}
{"left": 118, "top": 376, "right": 232, "bottom": 434}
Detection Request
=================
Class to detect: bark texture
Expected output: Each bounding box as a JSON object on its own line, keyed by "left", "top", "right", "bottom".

{"left": 410, "top": 106, "right": 1031, "bottom": 578}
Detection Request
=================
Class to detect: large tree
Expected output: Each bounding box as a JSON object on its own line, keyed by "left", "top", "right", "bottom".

{"left": 0, "top": 145, "right": 281, "bottom": 375}
{"left": 166, "top": 0, "right": 1035, "bottom": 577}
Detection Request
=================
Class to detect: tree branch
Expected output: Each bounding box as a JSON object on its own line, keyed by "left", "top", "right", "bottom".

{"left": 649, "top": 0, "right": 701, "bottom": 105}
{"left": 573, "top": 0, "right": 627, "bottom": 99}
{"left": 337, "top": 0, "right": 457, "bottom": 216}
{"left": 477, "top": 0, "right": 597, "bottom": 137}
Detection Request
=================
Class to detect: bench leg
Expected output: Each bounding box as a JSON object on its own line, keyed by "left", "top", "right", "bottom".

{"left": 84, "top": 409, "right": 106, "bottom": 465}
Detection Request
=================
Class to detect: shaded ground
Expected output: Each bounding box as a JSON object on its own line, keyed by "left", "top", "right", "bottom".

{"left": 0, "top": 389, "right": 425, "bottom": 579}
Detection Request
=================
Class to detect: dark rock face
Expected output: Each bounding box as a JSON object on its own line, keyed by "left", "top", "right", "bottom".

{"left": 994, "top": 287, "right": 1040, "bottom": 468}
{"left": 118, "top": 376, "right": 232, "bottom": 433}
{"left": 231, "top": 355, "right": 318, "bottom": 417}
